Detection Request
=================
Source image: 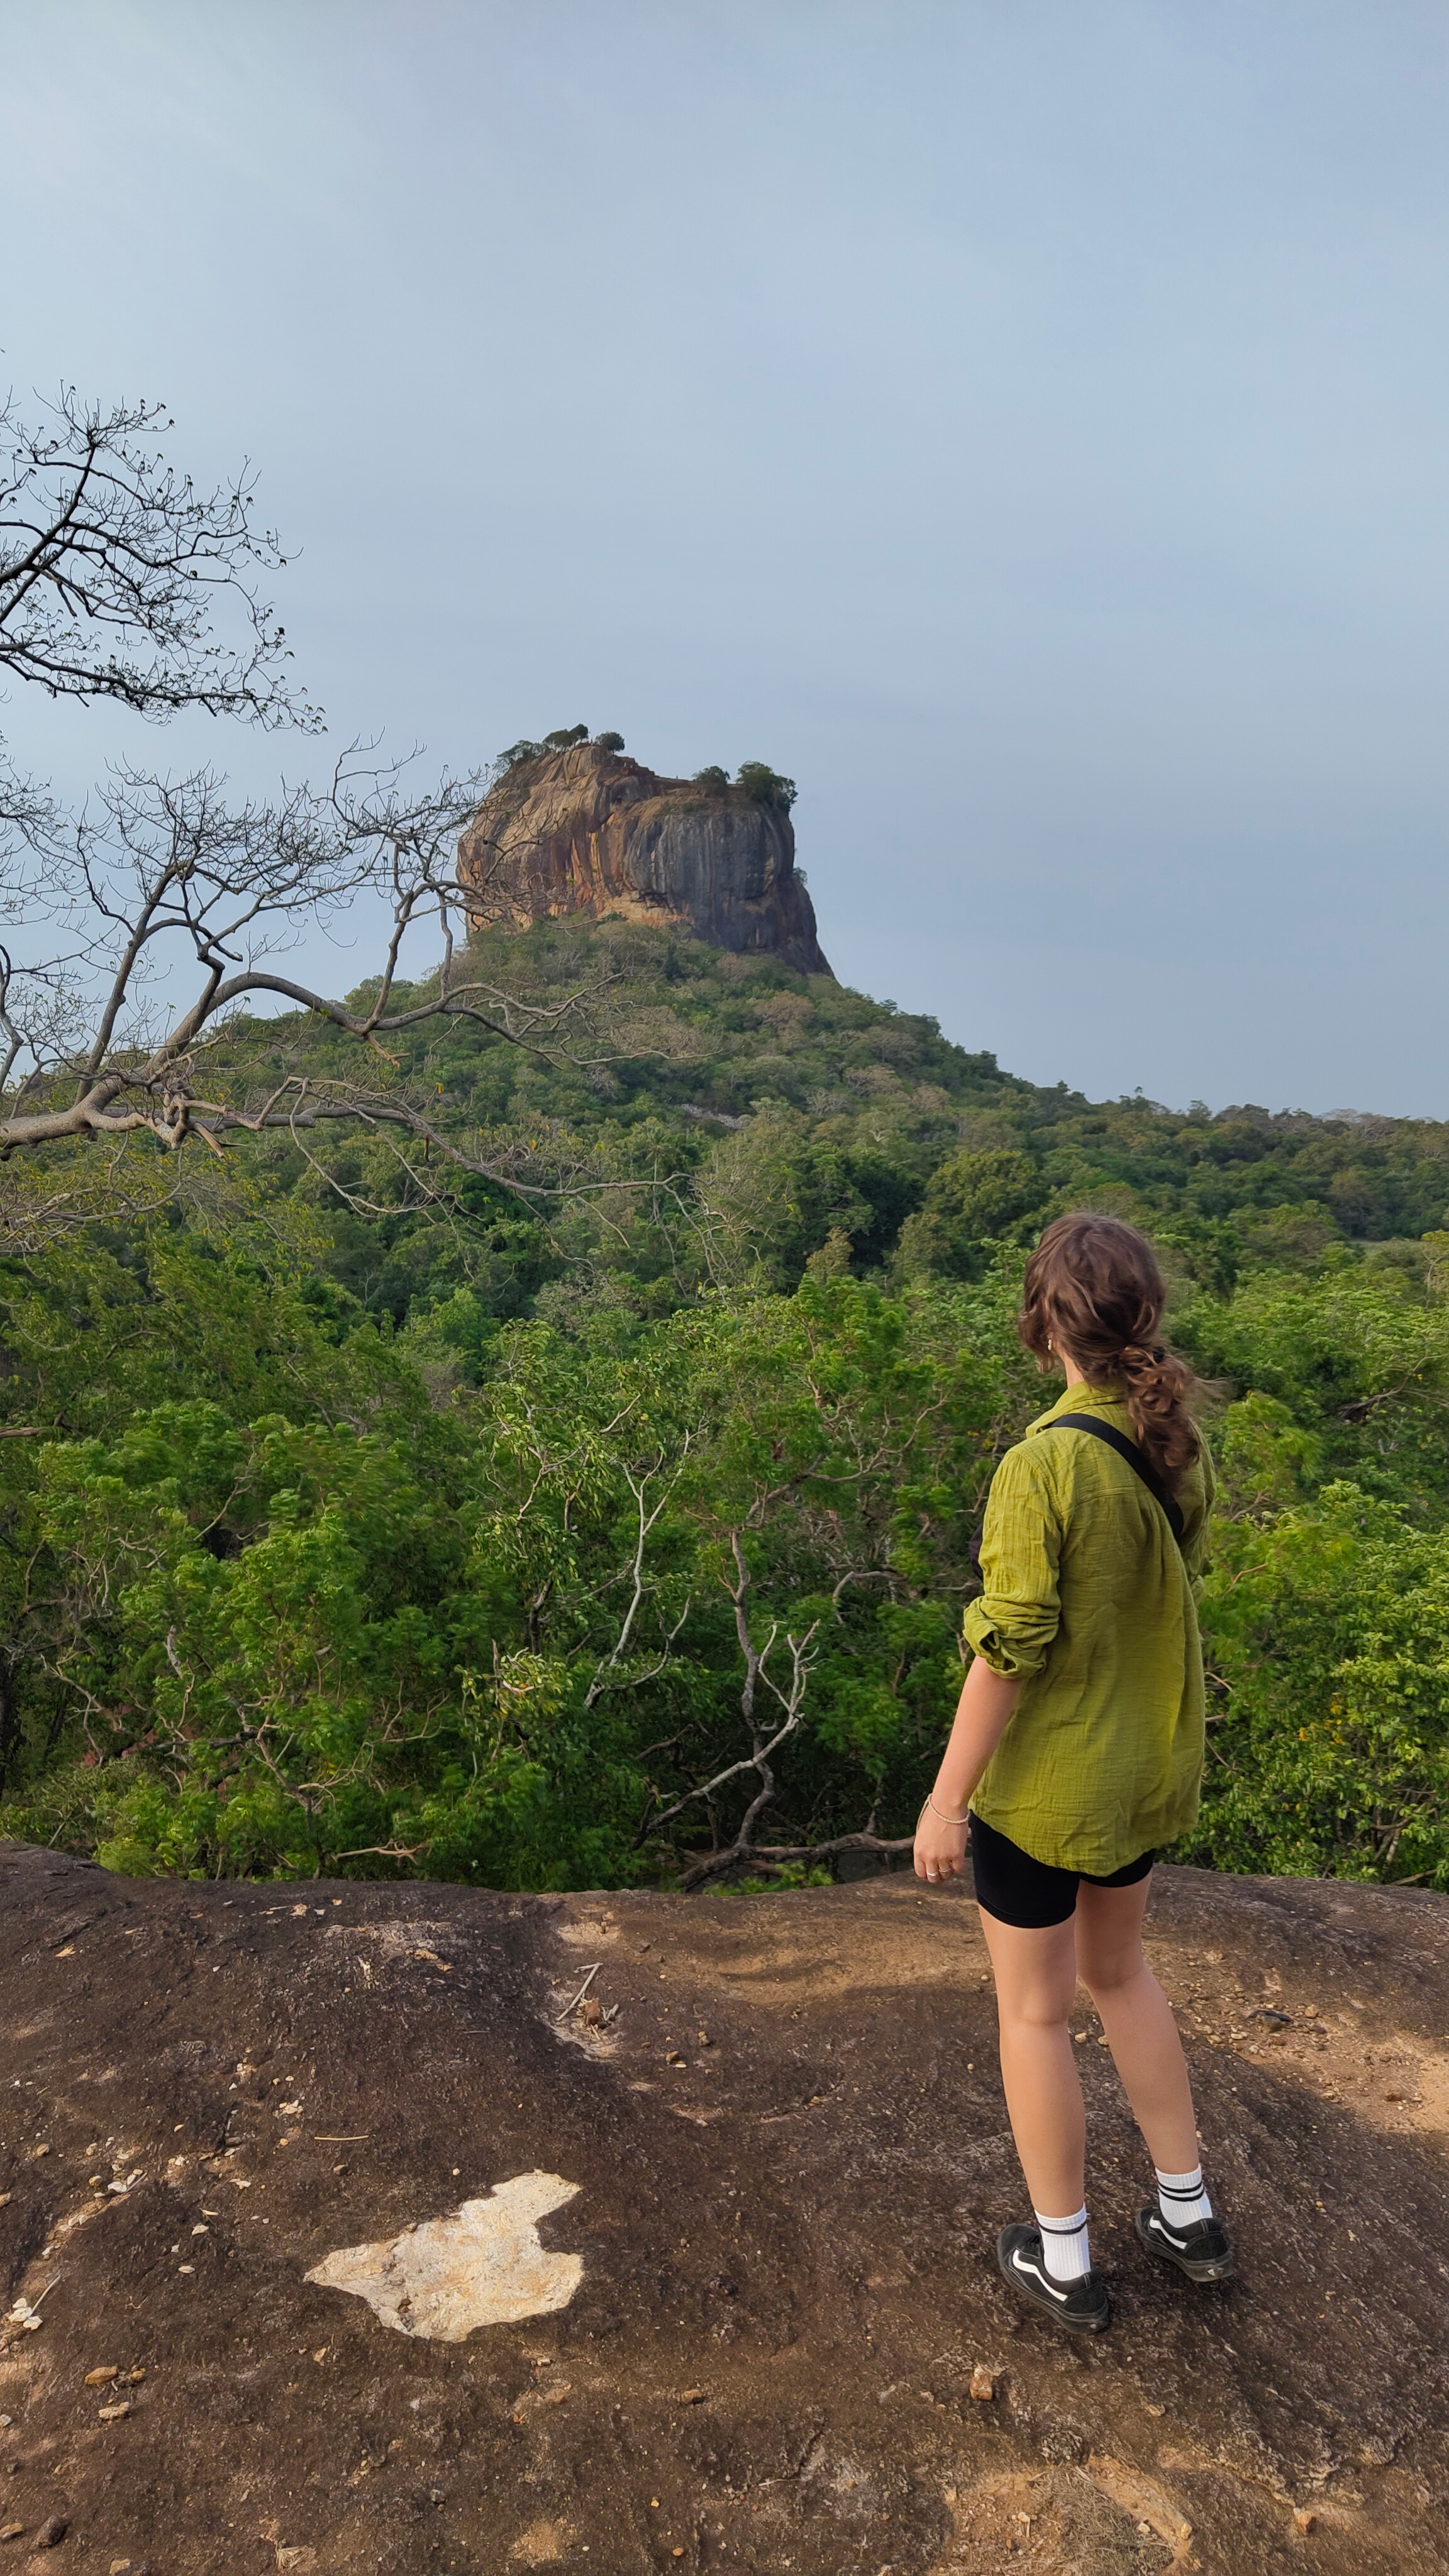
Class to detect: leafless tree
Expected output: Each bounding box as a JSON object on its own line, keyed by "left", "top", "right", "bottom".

{"left": 1, "top": 385, "right": 311, "bottom": 743}
{"left": 0, "top": 750, "right": 653, "bottom": 1204}
{"left": 643, "top": 1533, "right": 913, "bottom": 1889}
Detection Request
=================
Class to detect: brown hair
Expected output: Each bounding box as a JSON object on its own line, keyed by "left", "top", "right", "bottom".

{"left": 1018, "top": 1213, "right": 1201, "bottom": 1489}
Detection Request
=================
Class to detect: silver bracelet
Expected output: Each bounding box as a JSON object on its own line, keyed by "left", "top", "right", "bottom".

{"left": 925, "top": 1792, "right": 970, "bottom": 1828}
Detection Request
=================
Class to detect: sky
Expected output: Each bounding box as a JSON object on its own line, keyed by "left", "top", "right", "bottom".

{"left": 3, "top": 0, "right": 1448, "bottom": 1116}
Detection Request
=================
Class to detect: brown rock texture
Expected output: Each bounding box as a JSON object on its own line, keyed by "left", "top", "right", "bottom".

{"left": 3, "top": 1846, "right": 1449, "bottom": 2572}
{"left": 457, "top": 743, "right": 832, "bottom": 974}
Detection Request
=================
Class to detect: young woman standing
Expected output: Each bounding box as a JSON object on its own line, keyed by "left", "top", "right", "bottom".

{"left": 914, "top": 1213, "right": 1234, "bottom": 2333}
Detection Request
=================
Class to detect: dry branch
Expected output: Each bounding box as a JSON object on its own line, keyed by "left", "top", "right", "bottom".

{"left": 0, "top": 753, "right": 689, "bottom": 1238}
{"left": 1, "top": 386, "right": 309, "bottom": 731}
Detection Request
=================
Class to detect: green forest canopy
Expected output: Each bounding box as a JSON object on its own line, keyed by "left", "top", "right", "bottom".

{"left": 4, "top": 915, "right": 1449, "bottom": 1893}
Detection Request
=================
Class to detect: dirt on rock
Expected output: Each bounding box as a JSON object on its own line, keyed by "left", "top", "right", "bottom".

{"left": 2, "top": 1846, "right": 1448, "bottom": 2575}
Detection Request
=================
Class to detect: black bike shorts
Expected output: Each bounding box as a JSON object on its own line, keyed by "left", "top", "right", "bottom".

{"left": 969, "top": 1811, "right": 1154, "bottom": 1930}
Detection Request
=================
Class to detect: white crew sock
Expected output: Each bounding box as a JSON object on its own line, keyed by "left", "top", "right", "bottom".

{"left": 1156, "top": 2163, "right": 1213, "bottom": 2228}
{"left": 1033, "top": 2204, "right": 1091, "bottom": 2282}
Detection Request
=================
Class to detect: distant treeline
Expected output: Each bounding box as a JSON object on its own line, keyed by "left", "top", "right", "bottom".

{"left": 192, "top": 917, "right": 1448, "bottom": 1328}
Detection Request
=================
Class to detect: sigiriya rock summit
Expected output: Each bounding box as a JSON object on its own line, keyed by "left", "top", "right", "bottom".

{"left": 457, "top": 736, "right": 833, "bottom": 975}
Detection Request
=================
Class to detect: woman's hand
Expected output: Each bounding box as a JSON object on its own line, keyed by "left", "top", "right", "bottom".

{"left": 914, "top": 1796, "right": 970, "bottom": 1884}
{"left": 914, "top": 1658, "right": 1023, "bottom": 1885}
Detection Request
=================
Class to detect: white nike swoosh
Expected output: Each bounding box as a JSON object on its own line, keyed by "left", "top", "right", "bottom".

{"left": 1011, "top": 2249, "right": 1070, "bottom": 2302}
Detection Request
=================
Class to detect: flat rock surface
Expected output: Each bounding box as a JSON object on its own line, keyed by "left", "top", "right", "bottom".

{"left": 2, "top": 1847, "right": 1448, "bottom": 2574}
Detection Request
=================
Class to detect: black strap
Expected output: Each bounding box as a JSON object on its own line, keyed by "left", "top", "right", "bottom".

{"left": 1044, "top": 1413, "right": 1185, "bottom": 1546}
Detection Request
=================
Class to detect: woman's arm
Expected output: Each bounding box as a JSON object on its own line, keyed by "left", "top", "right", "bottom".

{"left": 913, "top": 1657, "right": 1023, "bottom": 1881}
{"left": 915, "top": 1438, "right": 1058, "bottom": 1882}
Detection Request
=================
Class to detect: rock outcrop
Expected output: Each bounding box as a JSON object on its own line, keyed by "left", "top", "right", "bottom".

{"left": 457, "top": 741, "right": 832, "bottom": 974}
{"left": 4, "top": 1845, "right": 1449, "bottom": 2572}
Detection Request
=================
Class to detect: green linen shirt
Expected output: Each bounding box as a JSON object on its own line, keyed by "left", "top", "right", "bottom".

{"left": 962, "top": 1380, "right": 1214, "bottom": 1875}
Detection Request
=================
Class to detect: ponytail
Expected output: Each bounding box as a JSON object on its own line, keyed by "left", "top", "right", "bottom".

{"left": 1019, "top": 1214, "right": 1201, "bottom": 1490}
{"left": 1116, "top": 1338, "right": 1201, "bottom": 1487}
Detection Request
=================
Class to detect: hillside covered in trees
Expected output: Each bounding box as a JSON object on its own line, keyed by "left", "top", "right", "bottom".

{"left": 4, "top": 911, "right": 1449, "bottom": 1899}
{"left": 194, "top": 909, "right": 1449, "bottom": 1322}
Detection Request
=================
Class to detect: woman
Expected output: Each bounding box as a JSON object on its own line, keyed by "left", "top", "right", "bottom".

{"left": 914, "top": 1212, "right": 1234, "bottom": 2333}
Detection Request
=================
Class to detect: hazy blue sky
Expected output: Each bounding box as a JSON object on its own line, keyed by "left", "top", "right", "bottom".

{"left": 4, "top": 2, "right": 1448, "bottom": 1113}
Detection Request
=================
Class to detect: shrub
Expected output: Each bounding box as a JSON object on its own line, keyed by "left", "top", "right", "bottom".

{"left": 735, "top": 762, "right": 797, "bottom": 811}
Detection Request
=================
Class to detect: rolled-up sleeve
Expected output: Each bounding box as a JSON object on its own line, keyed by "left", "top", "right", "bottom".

{"left": 1179, "top": 1438, "right": 1215, "bottom": 1601}
{"left": 962, "top": 1441, "right": 1063, "bottom": 1677}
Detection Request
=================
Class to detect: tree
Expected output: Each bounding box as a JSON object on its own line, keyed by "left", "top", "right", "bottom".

{"left": 495, "top": 728, "right": 592, "bottom": 772}
{"left": 893, "top": 1147, "right": 1045, "bottom": 1282}
{"left": 735, "top": 761, "right": 797, "bottom": 811}
{"left": 0, "top": 753, "right": 651, "bottom": 1223}
{"left": 458, "top": 1272, "right": 1021, "bottom": 1889}
{"left": 1189, "top": 1471, "right": 1449, "bottom": 1885}
{"left": 1, "top": 386, "right": 313, "bottom": 850}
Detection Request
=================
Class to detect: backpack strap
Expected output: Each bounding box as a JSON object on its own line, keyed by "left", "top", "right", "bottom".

{"left": 1043, "top": 1413, "right": 1186, "bottom": 1546}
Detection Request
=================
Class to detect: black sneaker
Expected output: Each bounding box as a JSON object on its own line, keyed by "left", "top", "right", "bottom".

{"left": 996, "top": 2224, "right": 1111, "bottom": 2334}
{"left": 1135, "top": 2203, "right": 1236, "bottom": 2284}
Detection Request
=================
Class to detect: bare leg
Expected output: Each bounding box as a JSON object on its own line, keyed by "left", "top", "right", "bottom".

{"left": 977, "top": 1907, "right": 1084, "bottom": 2215}
{"left": 1074, "top": 1875, "right": 1199, "bottom": 2175}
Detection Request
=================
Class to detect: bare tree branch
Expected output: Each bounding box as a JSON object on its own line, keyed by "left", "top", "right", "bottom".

{"left": 0, "top": 756, "right": 686, "bottom": 1226}
{"left": 0, "top": 386, "right": 313, "bottom": 735}
{"left": 582, "top": 1442, "right": 691, "bottom": 1709}
{"left": 688, "top": 1829, "right": 913, "bottom": 1883}
{"left": 636, "top": 1534, "right": 822, "bottom": 1887}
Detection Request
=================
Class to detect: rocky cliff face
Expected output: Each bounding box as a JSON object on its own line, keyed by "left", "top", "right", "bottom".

{"left": 457, "top": 741, "right": 832, "bottom": 974}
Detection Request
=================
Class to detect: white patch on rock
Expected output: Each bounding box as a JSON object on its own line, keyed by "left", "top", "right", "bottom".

{"left": 304, "top": 2172, "right": 582, "bottom": 2341}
